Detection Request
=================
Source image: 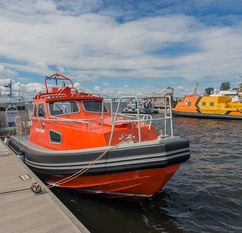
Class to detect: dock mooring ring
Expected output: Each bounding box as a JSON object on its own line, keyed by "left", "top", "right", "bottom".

{"left": 31, "top": 182, "right": 42, "bottom": 193}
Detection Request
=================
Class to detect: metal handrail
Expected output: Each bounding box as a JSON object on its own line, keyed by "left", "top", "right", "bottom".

{"left": 106, "top": 96, "right": 174, "bottom": 146}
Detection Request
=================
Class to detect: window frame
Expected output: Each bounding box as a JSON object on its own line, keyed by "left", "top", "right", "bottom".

{"left": 48, "top": 100, "right": 80, "bottom": 116}
{"left": 38, "top": 102, "right": 46, "bottom": 118}
{"left": 49, "top": 130, "right": 62, "bottom": 144}
{"left": 82, "top": 100, "right": 108, "bottom": 113}
{"left": 210, "top": 102, "right": 214, "bottom": 106}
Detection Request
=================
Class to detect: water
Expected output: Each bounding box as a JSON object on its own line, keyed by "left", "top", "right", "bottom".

{"left": 52, "top": 117, "right": 242, "bottom": 233}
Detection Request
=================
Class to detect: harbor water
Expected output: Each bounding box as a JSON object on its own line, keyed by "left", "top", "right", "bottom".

{"left": 52, "top": 117, "right": 242, "bottom": 233}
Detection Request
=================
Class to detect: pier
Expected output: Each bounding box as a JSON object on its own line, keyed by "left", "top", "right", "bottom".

{"left": 0, "top": 139, "right": 89, "bottom": 233}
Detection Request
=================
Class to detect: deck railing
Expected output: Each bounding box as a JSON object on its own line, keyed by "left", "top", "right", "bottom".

{"left": 105, "top": 96, "right": 174, "bottom": 146}
{"left": 17, "top": 96, "right": 174, "bottom": 144}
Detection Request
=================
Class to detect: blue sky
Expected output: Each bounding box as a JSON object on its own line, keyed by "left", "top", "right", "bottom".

{"left": 1, "top": 0, "right": 242, "bottom": 100}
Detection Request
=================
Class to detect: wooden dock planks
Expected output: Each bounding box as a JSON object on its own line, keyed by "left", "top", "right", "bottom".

{"left": 0, "top": 140, "right": 89, "bottom": 233}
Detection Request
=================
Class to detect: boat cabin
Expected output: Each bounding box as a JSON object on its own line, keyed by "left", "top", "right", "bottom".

{"left": 29, "top": 74, "right": 160, "bottom": 150}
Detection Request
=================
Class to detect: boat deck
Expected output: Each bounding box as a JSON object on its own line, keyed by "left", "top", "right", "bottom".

{"left": 0, "top": 139, "right": 89, "bottom": 233}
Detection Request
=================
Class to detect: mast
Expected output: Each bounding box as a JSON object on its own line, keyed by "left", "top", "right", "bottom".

{"left": 9, "top": 80, "right": 12, "bottom": 97}
{"left": 193, "top": 82, "right": 199, "bottom": 96}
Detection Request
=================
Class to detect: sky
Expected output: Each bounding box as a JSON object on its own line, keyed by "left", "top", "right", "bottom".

{"left": 1, "top": 0, "right": 242, "bottom": 101}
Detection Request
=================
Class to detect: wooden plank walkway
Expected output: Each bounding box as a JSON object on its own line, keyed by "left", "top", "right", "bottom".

{"left": 0, "top": 140, "right": 90, "bottom": 233}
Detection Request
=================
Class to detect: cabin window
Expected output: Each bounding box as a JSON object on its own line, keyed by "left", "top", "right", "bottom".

{"left": 202, "top": 102, "right": 206, "bottom": 106}
{"left": 33, "top": 104, "right": 37, "bottom": 117}
{"left": 210, "top": 102, "right": 214, "bottom": 106}
{"left": 49, "top": 101, "right": 79, "bottom": 116}
{"left": 185, "top": 99, "right": 191, "bottom": 106}
{"left": 49, "top": 130, "right": 62, "bottom": 144}
{"left": 38, "top": 103, "right": 46, "bottom": 118}
{"left": 82, "top": 100, "right": 108, "bottom": 113}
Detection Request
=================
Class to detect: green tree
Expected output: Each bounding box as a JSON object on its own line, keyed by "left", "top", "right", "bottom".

{"left": 205, "top": 87, "right": 214, "bottom": 95}
{"left": 220, "top": 82, "right": 230, "bottom": 90}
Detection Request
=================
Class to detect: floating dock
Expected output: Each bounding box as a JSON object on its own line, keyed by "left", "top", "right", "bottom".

{"left": 0, "top": 139, "right": 89, "bottom": 233}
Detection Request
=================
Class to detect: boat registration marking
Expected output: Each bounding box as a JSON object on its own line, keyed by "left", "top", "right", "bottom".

{"left": 36, "top": 128, "right": 45, "bottom": 133}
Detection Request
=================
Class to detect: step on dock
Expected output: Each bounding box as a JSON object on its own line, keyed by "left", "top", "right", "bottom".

{"left": 0, "top": 139, "right": 89, "bottom": 233}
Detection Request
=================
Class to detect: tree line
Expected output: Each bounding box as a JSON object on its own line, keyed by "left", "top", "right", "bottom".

{"left": 205, "top": 82, "right": 242, "bottom": 95}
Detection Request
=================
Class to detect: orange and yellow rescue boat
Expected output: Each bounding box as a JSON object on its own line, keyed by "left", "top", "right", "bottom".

{"left": 172, "top": 94, "right": 242, "bottom": 120}
{"left": 6, "top": 73, "right": 190, "bottom": 201}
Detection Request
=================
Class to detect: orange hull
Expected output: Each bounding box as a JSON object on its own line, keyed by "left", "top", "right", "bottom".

{"left": 47, "top": 165, "right": 180, "bottom": 201}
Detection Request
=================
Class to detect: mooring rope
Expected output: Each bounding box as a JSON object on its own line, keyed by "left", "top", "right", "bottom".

{"left": 0, "top": 182, "right": 42, "bottom": 195}
{"left": 47, "top": 134, "right": 131, "bottom": 189}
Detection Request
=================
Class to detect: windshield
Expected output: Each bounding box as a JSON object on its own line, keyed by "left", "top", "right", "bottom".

{"left": 82, "top": 100, "right": 108, "bottom": 113}
{"left": 49, "top": 101, "right": 79, "bottom": 116}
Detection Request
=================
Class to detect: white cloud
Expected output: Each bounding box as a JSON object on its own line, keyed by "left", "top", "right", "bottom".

{"left": 0, "top": 64, "right": 17, "bottom": 77}
{"left": 0, "top": 0, "right": 242, "bottom": 98}
{"left": 93, "top": 86, "right": 101, "bottom": 92}
{"left": 0, "top": 78, "right": 43, "bottom": 100}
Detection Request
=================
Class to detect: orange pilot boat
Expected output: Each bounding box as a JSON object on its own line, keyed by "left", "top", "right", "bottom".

{"left": 172, "top": 82, "right": 242, "bottom": 120}
{"left": 6, "top": 73, "right": 190, "bottom": 201}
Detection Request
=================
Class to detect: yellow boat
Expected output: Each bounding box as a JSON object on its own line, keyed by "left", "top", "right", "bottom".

{"left": 172, "top": 94, "right": 242, "bottom": 119}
